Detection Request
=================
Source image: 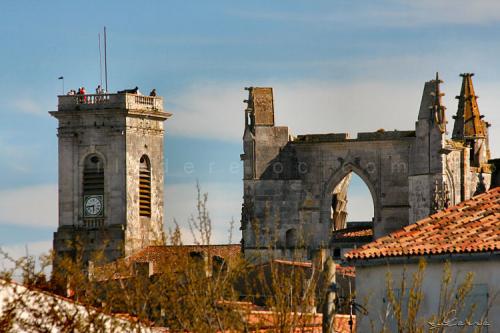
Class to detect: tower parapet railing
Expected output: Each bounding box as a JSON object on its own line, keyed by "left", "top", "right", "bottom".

{"left": 57, "top": 93, "right": 164, "bottom": 112}
{"left": 72, "top": 218, "right": 105, "bottom": 229}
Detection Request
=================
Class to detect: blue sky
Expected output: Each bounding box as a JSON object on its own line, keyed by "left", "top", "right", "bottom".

{"left": 1, "top": 1, "right": 500, "bottom": 259}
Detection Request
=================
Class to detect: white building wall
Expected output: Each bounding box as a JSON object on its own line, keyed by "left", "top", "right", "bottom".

{"left": 355, "top": 259, "right": 500, "bottom": 332}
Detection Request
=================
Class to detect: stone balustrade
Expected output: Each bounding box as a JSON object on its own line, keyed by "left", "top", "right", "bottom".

{"left": 76, "top": 218, "right": 105, "bottom": 229}
{"left": 58, "top": 93, "right": 164, "bottom": 112}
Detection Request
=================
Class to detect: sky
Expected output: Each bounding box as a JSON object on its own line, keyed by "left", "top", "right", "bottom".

{"left": 1, "top": 0, "right": 500, "bottom": 264}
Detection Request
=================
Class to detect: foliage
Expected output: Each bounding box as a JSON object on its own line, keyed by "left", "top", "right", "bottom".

{"left": 0, "top": 185, "right": 325, "bottom": 333}
{"left": 2, "top": 184, "right": 494, "bottom": 333}
{"left": 371, "top": 259, "right": 490, "bottom": 333}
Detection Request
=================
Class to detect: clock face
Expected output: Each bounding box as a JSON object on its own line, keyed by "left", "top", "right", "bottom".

{"left": 84, "top": 195, "right": 103, "bottom": 217}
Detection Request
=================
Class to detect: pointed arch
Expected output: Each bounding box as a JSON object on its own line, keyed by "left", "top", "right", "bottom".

{"left": 320, "top": 162, "right": 379, "bottom": 226}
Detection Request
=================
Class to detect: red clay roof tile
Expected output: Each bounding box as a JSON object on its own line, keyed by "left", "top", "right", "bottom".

{"left": 345, "top": 187, "right": 500, "bottom": 260}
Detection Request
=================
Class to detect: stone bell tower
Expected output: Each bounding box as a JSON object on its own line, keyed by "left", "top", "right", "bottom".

{"left": 50, "top": 92, "right": 171, "bottom": 266}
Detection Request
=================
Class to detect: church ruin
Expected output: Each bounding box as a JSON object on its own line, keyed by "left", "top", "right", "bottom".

{"left": 241, "top": 73, "right": 498, "bottom": 260}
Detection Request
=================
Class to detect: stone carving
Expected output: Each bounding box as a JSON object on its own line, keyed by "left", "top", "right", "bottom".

{"left": 430, "top": 72, "right": 447, "bottom": 134}
{"left": 432, "top": 180, "right": 451, "bottom": 213}
{"left": 331, "top": 173, "right": 352, "bottom": 231}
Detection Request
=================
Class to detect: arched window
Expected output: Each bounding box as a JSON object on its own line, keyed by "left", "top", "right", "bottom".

{"left": 82, "top": 154, "right": 105, "bottom": 219}
{"left": 330, "top": 171, "right": 375, "bottom": 236}
{"left": 285, "top": 228, "right": 297, "bottom": 249}
{"left": 139, "top": 155, "right": 151, "bottom": 217}
{"left": 83, "top": 155, "right": 104, "bottom": 196}
{"left": 212, "top": 255, "right": 227, "bottom": 273}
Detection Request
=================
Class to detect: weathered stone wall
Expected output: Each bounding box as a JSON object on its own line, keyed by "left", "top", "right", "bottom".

{"left": 408, "top": 79, "right": 449, "bottom": 223}
{"left": 51, "top": 96, "right": 171, "bottom": 265}
{"left": 241, "top": 78, "right": 495, "bottom": 260}
{"left": 125, "top": 116, "right": 166, "bottom": 256}
{"left": 55, "top": 110, "right": 128, "bottom": 228}
{"left": 443, "top": 149, "right": 464, "bottom": 205}
{"left": 243, "top": 132, "right": 415, "bottom": 257}
{"left": 53, "top": 109, "right": 129, "bottom": 263}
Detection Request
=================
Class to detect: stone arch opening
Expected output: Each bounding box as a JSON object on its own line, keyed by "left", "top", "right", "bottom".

{"left": 330, "top": 171, "right": 375, "bottom": 229}
{"left": 322, "top": 163, "right": 378, "bottom": 225}
{"left": 285, "top": 228, "right": 298, "bottom": 249}
{"left": 344, "top": 173, "right": 374, "bottom": 224}
{"left": 322, "top": 163, "right": 378, "bottom": 257}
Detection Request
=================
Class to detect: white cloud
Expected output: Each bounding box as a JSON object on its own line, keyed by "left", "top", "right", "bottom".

{"left": 0, "top": 135, "right": 42, "bottom": 174}
{"left": 167, "top": 78, "right": 500, "bottom": 158}
{"left": 0, "top": 184, "right": 57, "bottom": 228}
{"left": 4, "top": 95, "right": 52, "bottom": 117}
{"left": 11, "top": 99, "right": 44, "bottom": 116}
{"left": 167, "top": 82, "right": 247, "bottom": 141}
{"left": 0, "top": 240, "right": 52, "bottom": 278}
{"left": 275, "top": 79, "right": 499, "bottom": 159}
{"left": 390, "top": 0, "right": 500, "bottom": 26}
{"left": 273, "top": 80, "right": 422, "bottom": 137}
{"left": 230, "top": 1, "right": 500, "bottom": 27}
{"left": 167, "top": 80, "right": 422, "bottom": 142}
{"left": 164, "top": 182, "right": 242, "bottom": 245}
{"left": 0, "top": 181, "right": 243, "bottom": 244}
{"left": 1, "top": 240, "right": 52, "bottom": 261}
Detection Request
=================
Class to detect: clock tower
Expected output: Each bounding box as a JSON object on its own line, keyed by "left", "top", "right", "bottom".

{"left": 50, "top": 92, "right": 171, "bottom": 267}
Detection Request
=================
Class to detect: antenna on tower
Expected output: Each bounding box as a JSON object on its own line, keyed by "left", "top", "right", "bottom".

{"left": 98, "top": 32, "right": 103, "bottom": 88}
{"left": 104, "top": 26, "right": 108, "bottom": 92}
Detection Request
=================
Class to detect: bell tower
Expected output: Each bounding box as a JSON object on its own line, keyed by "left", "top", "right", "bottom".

{"left": 50, "top": 92, "right": 171, "bottom": 266}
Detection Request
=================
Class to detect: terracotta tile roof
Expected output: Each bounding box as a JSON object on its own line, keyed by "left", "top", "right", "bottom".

{"left": 270, "top": 259, "right": 313, "bottom": 268}
{"left": 331, "top": 225, "right": 373, "bottom": 242}
{"left": 244, "top": 311, "right": 322, "bottom": 332}
{"left": 337, "top": 265, "right": 356, "bottom": 277}
{"left": 345, "top": 187, "right": 500, "bottom": 260}
{"left": 258, "top": 259, "right": 355, "bottom": 277}
{"left": 244, "top": 310, "right": 354, "bottom": 333}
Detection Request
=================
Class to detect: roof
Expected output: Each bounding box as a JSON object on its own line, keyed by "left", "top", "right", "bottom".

{"left": 219, "top": 301, "right": 355, "bottom": 333}
{"left": 93, "top": 244, "right": 241, "bottom": 279}
{"left": 331, "top": 225, "right": 373, "bottom": 243}
{"left": 452, "top": 73, "right": 486, "bottom": 139}
{"left": 0, "top": 279, "right": 162, "bottom": 332}
{"left": 270, "top": 259, "right": 313, "bottom": 268}
{"left": 258, "top": 259, "right": 355, "bottom": 277}
{"left": 346, "top": 187, "right": 500, "bottom": 260}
